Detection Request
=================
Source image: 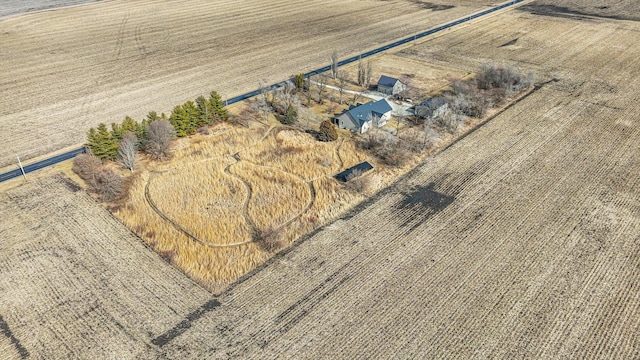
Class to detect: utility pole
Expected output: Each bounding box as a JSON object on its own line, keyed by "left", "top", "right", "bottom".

{"left": 16, "top": 154, "right": 26, "bottom": 181}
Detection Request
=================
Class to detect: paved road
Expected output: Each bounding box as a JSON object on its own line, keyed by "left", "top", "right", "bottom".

{"left": 0, "top": 148, "right": 86, "bottom": 183}
{"left": 0, "top": 0, "right": 525, "bottom": 183}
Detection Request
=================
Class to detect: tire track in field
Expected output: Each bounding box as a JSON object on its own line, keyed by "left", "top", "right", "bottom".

{"left": 114, "top": 12, "right": 129, "bottom": 60}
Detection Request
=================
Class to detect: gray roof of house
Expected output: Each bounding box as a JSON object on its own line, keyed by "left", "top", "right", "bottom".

{"left": 418, "top": 97, "right": 447, "bottom": 109}
{"left": 345, "top": 99, "right": 393, "bottom": 126}
{"left": 378, "top": 75, "right": 400, "bottom": 87}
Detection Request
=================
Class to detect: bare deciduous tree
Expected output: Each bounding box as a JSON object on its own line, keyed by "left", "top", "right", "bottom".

{"left": 337, "top": 70, "right": 348, "bottom": 105}
{"left": 316, "top": 73, "right": 329, "bottom": 104}
{"left": 145, "top": 120, "right": 175, "bottom": 160}
{"left": 424, "top": 125, "right": 441, "bottom": 150}
{"left": 330, "top": 49, "right": 339, "bottom": 79}
{"left": 364, "top": 60, "right": 373, "bottom": 89}
{"left": 118, "top": 131, "right": 138, "bottom": 171}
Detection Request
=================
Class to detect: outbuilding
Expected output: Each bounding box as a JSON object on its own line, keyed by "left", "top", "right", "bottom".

{"left": 377, "top": 75, "right": 407, "bottom": 96}
{"left": 415, "top": 97, "right": 448, "bottom": 120}
{"left": 335, "top": 161, "right": 374, "bottom": 182}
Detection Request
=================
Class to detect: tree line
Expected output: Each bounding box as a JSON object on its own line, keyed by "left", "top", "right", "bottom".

{"left": 76, "top": 91, "right": 228, "bottom": 202}
{"left": 85, "top": 91, "right": 228, "bottom": 163}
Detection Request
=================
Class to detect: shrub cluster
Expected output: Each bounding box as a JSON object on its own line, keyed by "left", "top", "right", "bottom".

{"left": 72, "top": 154, "right": 130, "bottom": 202}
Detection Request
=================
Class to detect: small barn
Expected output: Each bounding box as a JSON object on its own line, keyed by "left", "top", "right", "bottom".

{"left": 415, "top": 97, "right": 448, "bottom": 119}
{"left": 333, "top": 99, "right": 393, "bottom": 133}
{"left": 335, "top": 161, "right": 374, "bottom": 182}
{"left": 377, "top": 75, "right": 407, "bottom": 96}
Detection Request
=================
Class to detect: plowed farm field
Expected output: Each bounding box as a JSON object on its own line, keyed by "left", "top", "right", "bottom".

{"left": 2, "top": 1, "right": 640, "bottom": 359}
{"left": 0, "top": 0, "right": 489, "bottom": 168}
{"left": 0, "top": 175, "right": 211, "bottom": 358}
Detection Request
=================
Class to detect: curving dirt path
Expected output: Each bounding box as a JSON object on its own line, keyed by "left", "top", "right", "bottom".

{"left": 224, "top": 156, "right": 259, "bottom": 240}
{"left": 234, "top": 155, "right": 317, "bottom": 234}
{"left": 143, "top": 124, "right": 328, "bottom": 248}
{"left": 145, "top": 171, "right": 255, "bottom": 248}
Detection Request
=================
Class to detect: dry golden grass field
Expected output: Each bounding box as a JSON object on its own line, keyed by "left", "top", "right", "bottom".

{"left": 2, "top": 0, "right": 640, "bottom": 358}
{"left": 0, "top": 0, "right": 491, "bottom": 168}
{"left": 114, "top": 121, "right": 376, "bottom": 291}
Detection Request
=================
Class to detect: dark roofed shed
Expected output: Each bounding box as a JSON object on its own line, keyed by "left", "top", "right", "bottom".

{"left": 335, "top": 161, "right": 374, "bottom": 182}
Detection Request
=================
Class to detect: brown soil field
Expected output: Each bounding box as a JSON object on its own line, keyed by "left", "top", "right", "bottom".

{"left": 0, "top": 175, "right": 211, "bottom": 358}
{"left": 3, "top": 2, "right": 640, "bottom": 358}
{"left": 149, "top": 8, "right": 640, "bottom": 357}
{"left": 0, "top": 0, "right": 490, "bottom": 168}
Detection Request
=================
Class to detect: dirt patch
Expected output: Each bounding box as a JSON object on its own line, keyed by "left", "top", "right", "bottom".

{"left": 519, "top": 4, "right": 640, "bottom": 22}
{"left": 408, "top": 1, "right": 455, "bottom": 11}
{"left": 57, "top": 173, "right": 81, "bottom": 192}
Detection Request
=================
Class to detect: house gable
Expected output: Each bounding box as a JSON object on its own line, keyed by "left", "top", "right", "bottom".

{"left": 335, "top": 99, "right": 393, "bottom": 132}
{"left": 377, "top": 75, "right": 406, "bottom": 95}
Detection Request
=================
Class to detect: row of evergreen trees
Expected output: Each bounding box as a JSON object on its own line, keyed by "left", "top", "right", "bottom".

{"left": 86, "top": 91, "right": 228, "bottom": 160}
{"left": 170, "top": 91, "right": 228, "bottom": 136}
{"left": 86, "top": 112, "right": 165, "bottom": 160}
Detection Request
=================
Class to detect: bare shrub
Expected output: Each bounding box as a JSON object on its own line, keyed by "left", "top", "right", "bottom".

{"left": 423, "top": 126, "right": 441, "bottom": 150}
{"left": 256, "top": 227, "right": 287, "bottom": 253}
{"left": 344, "top": 169, "right": 369, "bottom": 193}
{"left": 159, "top": 249, "right": 177, "bottom": 263}
{"left": 93, "top": 167, "right": 128, "bottom": 202}
{"left": 72, "top": 153, "right": 101, "bottom": 183}
{"left": 144, "top": 119, "right": 175, "bottom": 160}
{"left": 377, "top": 145, "right": 409, "bottom": 167}
{"left": 477, "top": 62, "right": 534, "bottom": 96}
{"left": 356, "top": 131, "right": 385, "bottom": 151}
{"left": 436, "top": 111, "right": 466, "bottom": 134}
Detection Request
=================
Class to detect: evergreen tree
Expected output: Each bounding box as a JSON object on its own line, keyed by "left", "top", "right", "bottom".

{"left": 121, "top": 116, "right": 140, "bottom": 135}
{"left": 86, "top": 127, "right": 99, "bottom": 156}
{"left": 294, "top": 73, "right": 305, "bottom": 90}
{"left": 195, "top": 95, "right": 210, "bottom": 127}
{"left": 87, "top": 123, "right": 118, "bottom": 160}
{"left": 111, "top": 122, "right": 123, "bottom": 141}
{"left": 318, "top": 120, "right": 338, "bottom": 142}
{"left": 146, "top": 111, "right": 160, "bottom": 122}
{"left": 183, "top": 100, "right": 200, "bottom": 133}
{"left": 284, "top": 103, "right": 298, "bottom": 125}
{"left": 169, "top": 104, "right": 189, "bottom": 137}
{"left": 169, "top": 102, "right": 199, "bottom": 137}
{"left": 209, "top": 91, "right": 228, "bottom": 122}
